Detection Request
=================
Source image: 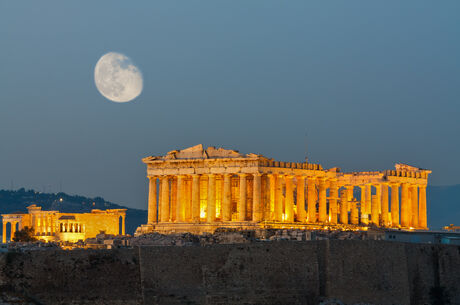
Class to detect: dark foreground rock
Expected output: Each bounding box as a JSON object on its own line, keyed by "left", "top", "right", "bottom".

{"left": 0, "top": 240, "right": 459, "bottom": 305}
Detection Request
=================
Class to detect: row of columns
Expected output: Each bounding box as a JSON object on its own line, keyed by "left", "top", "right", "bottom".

{"left": 146, "top": 174, "right": 427, "bottom": 229}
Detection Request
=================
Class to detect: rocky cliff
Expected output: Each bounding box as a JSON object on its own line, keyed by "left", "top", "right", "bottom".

{"left": 0, "top": 240, "right": 459, "bottom": 305}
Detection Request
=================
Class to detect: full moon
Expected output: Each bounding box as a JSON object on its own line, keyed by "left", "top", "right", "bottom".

{"left": 94, "top": 52, "right": 143, "bottom": 103}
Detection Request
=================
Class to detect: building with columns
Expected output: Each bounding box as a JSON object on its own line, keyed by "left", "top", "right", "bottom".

{"left": 2, "top": 204, "right": 126, "bottom": 243}
{"left": 136, "top": 144, "right": 431, "bottom": 235}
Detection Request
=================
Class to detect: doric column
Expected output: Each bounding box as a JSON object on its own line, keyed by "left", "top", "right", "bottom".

{"left": 350, "top": 200, "right": 359, "bottom": 225}
{"left": 401, "top": 183, "right": 409, "bottom": 227}
{"left": 171, "top": 178, "right": 177, "bottom": 222}
{"left": 365, "top": 184, "right": 372, "bottom": 215}
{"left": 371, "top": 184, "right": 381, "bottom": 226}
{"left": 11, "top": 221, "right": 17, "bottom": 240}
{"left": 346, "top": 185, "right": 354, "bottom": 212}
{"left": 381, "top": 184, "right": 389, "bottom": 227}
{"left": 262, "top": 175, "right": 270, "bottom": 221}
{"left": 191, "top": 175, "right": 201, "bottom": 222}
{"left": 147, "top": 177, "right": 157, "bottom": 224}
{"left": 207, "top": 174, "right": 216, "bottom": 222}
{"left": 43, "top": 217, "right": 47, "bottom": 235}
{"left": 307, "top": 178, "right": 316, "bottom": 223}
{"left": 339, "top": 189, "right": 348, "bottom": 224}
{"left": 390, "top": 183, "right": 400, "bottom": 227}
{"left": 296, "top": 176, "right": 306, "bottom": 222}
{"left": 238, "top": 174, "right": 247, "bottom": 221}
{"left": 269, "top": 174, "right": 276, "bottom": 221}
{"left": 185, "top": 178, "right": 192, "bottom": 221}
{"left": 176, "top": 175, "right": 186, "bottom": 222}
{"left": 49, "top": 216, "right": 53, "bottom": 234}
{"left": 275, "top": 174, "right": 284, "bottom": 222}
{"left": 2, "top": 222, "right": 6, "bottom": 243}
{"left": 285, "top": 175, "right": 294, "bottom": 222}
{"left": 222, "top": 174, "right": 232, "bottom": 221}
{"left": 410, "top": 185, "right": 419, "bottom": 228}
{"left": 419, "top": 185, "right": 427, "bottom": 229}
{"left": 318, "top": 178, "right": 327, "bottom": 222}
{"left": 252, "top": 173, "right": 262, "bottom": 222}
{"left": 359, "top": 185, "right": 368, "bottom": 224}
{"left": 121, "top": 215, "right": 126, "bottom": 235}
{"left": 160, "top": 176, "right": 170, "bottom": 222}
{"left": 329, "top": 179, "right": 338, "bottom": 224}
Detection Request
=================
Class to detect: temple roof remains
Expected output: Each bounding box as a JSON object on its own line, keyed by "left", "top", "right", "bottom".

{"left": 143, "top": 144, "right": 263, "bottom": 162}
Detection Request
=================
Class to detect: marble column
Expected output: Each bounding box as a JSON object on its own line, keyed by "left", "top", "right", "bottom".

{"left": 359, "top": 185, "right": 368, "bottom": 224}
{"left": 121, "top": 215, "right": 126, "bottom": 235}
{"left": 191, "top": 175, "right": 201, "bottom": 222}
{"left": 371, "top": 185, "right": 381, "bottom": 226}
{"left": 381, "top": 184, "right": 389, "bottom": 227}
{"left": 171, "top": 178, "right": 177, "bottom": 222}
{"left": 275, "top": 175, "right": 284, "bottom": 222}
{"left": 43, "top": 216, "right": 47, "bottom": 235}
{"left": 147, "top": 177, "right": 157, "bottom": 224}
{"left": 252, "top": 173, "right": 262, "bottom": 222}
{"left": 160, "top": 176, "right": 170, "bottom": 222}
{"left": 176, "top": 175, "right": 186, "bottom": 222}
{"left": 222, "top": 174, "right": 232, "bottom": 221}
{"left": 185, "top": 178, "right": 192, "bottom": 221}
{"left": 350, "top": 200, "right": 359, "bottom": 225}
{"left": 263, "top": 175, "right": 270, "bottom": 221}
{"left": 268, "top": 174, "right": 276, "bottom": 221}
{"left": 339, "top": 189, "right": 348, "bottom": 224}
{"left": 318, "top": 178, "right": 327, "bottom": 222}
{"left": 11, "top": 222, "right": 17, "bottom": 240}
{"left": 390, "top": 184, "right": 400, "bottom": 227}
{"left": 2, "top": 222, "right": 6, "bottom": 243}
{"left": 410, "top": 185, "right": 419, "bottom": 228}
{"left": 238, "top": 174, "right": 247, "bottom": 221}
{"left": 346, "top": 185, "right": 354, "bottom": 212}
{"left": 307, "top": 178, "right": 316, "bottom": 223}
{"left": 207, "top": 174, "right": 216, "bottom": 222}
{"left": 365, "top": 184, "right": 372, "bottom": 215}
{"left": 285, "top": 175, "right": 294, "bottom": 222}
{"left": 296, "top": 176, "right": 306, "bottom": 222}
{"left": 329, "top": 179, "right": 338, "bottom": 224}
{"left": 419, "top": 185, "right": 427, "bottom": 229}
{"left": 401, "top": 183, "right": 409, "bottom": 227}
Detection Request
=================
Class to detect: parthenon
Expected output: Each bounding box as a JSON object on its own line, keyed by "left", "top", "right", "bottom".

{"left": 136, "top": 144, "right": 431, "bottom": 235}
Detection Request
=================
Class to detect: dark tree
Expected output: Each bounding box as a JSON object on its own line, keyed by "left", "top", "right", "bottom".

{"left": 12, "top": 226, "right": 37, "bottom": 242}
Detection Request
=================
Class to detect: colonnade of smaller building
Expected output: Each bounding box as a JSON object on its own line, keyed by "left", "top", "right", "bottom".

{"left": 59, "top": 222, "right": 85, "bottom": 233}
{"left": 146, "top": 174, "right": 428, "bottom": 229}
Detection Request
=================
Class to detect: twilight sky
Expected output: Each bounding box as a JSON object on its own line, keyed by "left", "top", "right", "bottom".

{"left": 1, "top": 1, "right": 459, "bottom": 210}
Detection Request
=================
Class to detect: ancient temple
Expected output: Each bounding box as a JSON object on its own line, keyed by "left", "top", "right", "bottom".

{"left": 136, "top": 144, "right": 431, "bottom": 235}
{"left": 2, "top": 205, "right": 126, "bottom": 243}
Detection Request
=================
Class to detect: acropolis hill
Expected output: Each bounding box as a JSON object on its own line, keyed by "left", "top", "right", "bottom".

{"left": 136, "top": 144, "right": 431, "bottom": 235}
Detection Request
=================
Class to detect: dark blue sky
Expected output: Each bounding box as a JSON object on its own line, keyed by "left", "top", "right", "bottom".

{"left": 1, "top": 1, "right": 459, "bottom": 209}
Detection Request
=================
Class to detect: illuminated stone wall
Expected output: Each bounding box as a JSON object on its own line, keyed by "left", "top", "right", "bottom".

{"left": 1, "top": 205, "right": 126, "bottom": 243}
{"left": 138, "top": 144, "right": 431, "bottom": 235}
{"left": 1, "top": 241, "right": 459, "bottom": 305}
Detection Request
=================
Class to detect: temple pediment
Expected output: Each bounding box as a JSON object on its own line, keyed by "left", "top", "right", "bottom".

{"left": 143, "top": 144, "right": 266, "bottom": 162}
{"left": 395, "top": 163, "right": 428, "bottom": 172}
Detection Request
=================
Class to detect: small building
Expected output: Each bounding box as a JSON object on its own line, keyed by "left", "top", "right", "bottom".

{"left": 385, "top": 230, "right": 460, "bottom": 245}
{"left": 2, "top": 204, "right": 126, "bottom": 243}
{"left": 443, "top": 224, "right": 460, "bottom": 233}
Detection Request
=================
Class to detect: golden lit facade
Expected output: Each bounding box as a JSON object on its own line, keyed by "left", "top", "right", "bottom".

{"left": 2, "top": 204, "right": 126, "bottom": 243}
{"left": 136, "top": 144, "right": 431, "bottom": 235}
